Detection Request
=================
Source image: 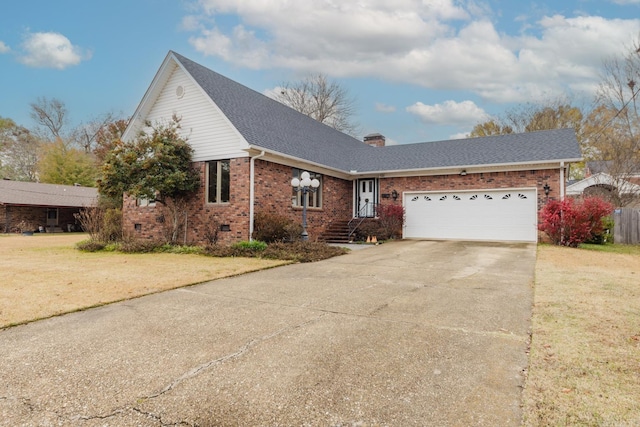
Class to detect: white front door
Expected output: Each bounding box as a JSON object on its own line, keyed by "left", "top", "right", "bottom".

{"left": 358, "top": 179, "right": 375, "bottom": 217}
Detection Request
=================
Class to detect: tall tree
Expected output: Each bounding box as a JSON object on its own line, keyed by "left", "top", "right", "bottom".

{"left": 587, "top": 38, "right": 640, "bottom": 206}
{"left": 37, "top": 138, "right": 98, "bottom": 186}
{"left": 29, "top": 97, "right": 68, "bottom": 141}
{"left": 469, "top": 120, "right": 513, "bottom": 137}
{"left": 99, "top": 116, "right": 200, "bottom": 243}
{"left": 274, "top": 73, "right": 359, "bottom": 136}
{"left": 470, "top": 99, "right": 584, "bottom": 138}
{"left": 0, "top": 117, "right": 40, "bottom": 181}
{"left": 93, "top": 118, "right": 129, "bottom": 164}
{"left": 71, "top": 112, "right": 122, "bottom": 154}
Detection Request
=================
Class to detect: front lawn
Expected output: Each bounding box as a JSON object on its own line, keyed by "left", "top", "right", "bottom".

{"left": 0, "top": 234, "right": 291, "bottom": 328}
{"left": 523, "top": 244, "right": 640, "bottom": 426}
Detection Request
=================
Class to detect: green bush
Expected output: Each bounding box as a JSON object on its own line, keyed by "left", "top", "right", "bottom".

{"left": 232, "top": 240, "right": 268, "bottom": 251}
{"left": 118, "top": 238, "right": 162, "bottom": 253}
{"left": 76, "top": 239, "right": 106, "bottom": 252}
{"left": 586, "top": 215, "right": 614, "bottom": 244}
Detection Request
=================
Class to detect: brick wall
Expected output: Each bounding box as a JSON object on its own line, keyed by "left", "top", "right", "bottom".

{"left": 122, "top": 158, "right": 353, "bottom": 245}
{"left": 123, "top": 158, "right": 251, "bottom": 245}
{"left": 121, "top": 160, "right": 562, "bottom": 245}
{"left": 253, "top": 160, "right": 352, "bottom": 240}
{"left": 0, "top": 205, "right": 81, "bottom": 233}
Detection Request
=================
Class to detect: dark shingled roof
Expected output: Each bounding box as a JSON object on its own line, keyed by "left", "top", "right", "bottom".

{"left": 0, "top": 180, "right": 98, "bottom": 207}
{"left": 173, "top": 52, "right": 582, "bottom": 173}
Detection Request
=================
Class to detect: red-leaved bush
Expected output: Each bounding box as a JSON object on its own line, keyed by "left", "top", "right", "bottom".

{"left": 538, "top": 197, "right": 614, "bottom": 247}
{"left": 377, "top": 204, "right": 405, "bottom": 239}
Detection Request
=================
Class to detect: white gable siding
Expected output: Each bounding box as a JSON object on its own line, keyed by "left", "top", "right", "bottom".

{"left": 144, "top": 65, "right": 249, "bottom": 161}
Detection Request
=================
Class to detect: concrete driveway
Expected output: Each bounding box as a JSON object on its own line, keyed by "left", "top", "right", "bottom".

{"left": 0, "top": 240, "right": 535, "bottom": 426}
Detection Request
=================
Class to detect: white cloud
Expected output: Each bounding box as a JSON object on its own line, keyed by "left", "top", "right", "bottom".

{"left": 406, "top": 100, "right": 489, "bottom": 125}
{"left": 0, "top": 41, "right": 10, "bottom": 53}
{"left": 375, "top": 102, "right": 396, "bottom": 113}
{"left": 19, "top": 32, "right": 90, "bottom": 69}
{"left": 184, "top": 1, "right": 640, "bottom": 104}
{"left": 449, "top": 131, "right": 471, "bottom": 140}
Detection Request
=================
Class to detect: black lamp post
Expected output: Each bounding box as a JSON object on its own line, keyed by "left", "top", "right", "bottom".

{"left": 291, "top": 171, "right": 320, "bottom": 241}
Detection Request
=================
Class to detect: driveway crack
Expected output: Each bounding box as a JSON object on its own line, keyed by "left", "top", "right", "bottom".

{"left": 144, "top": 313, "right": 328, "bottom": 400}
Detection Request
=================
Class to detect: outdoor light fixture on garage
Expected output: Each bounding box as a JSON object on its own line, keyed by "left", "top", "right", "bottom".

{"left": 543, "top": 183, "right": 551, "bottom": 196}
{"left": 291, "top": 171, "right": 320, "bottom": 241}
{"left": 460, "top": 170, "right": 467, "bottom": 176}
{"left": 391, "top": 189, "right": 398, "bottom": 200}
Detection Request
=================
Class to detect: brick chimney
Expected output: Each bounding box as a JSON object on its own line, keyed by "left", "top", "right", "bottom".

{"left": 363, "top": 133, "right": 385, "bottom": 147}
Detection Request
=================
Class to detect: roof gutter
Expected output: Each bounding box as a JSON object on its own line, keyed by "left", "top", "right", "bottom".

{"left": 245, "top": 145, "right": 352, "bottom": 179}
{"left": 355, "top": 158, "right": 584, "bottom": 177}
{"left": 246, "top": 147, "right": 583, "bottom": 181}
{"left": 249, "top": 150, "right": 265, "bottom": 241}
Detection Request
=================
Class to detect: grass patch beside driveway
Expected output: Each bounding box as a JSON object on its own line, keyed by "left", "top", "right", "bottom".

{"left": 523, "top": 244, "right": 640, "bottom": 426}
{"left": 0, "top": 234, "right": 288, "bottom": 328}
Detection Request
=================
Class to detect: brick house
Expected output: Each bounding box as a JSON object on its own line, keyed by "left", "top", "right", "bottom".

{"left": 121, "top": 51, "right": 582, "bottom": 244}
{"left": 0, "top": 180, "right": 98, "bottom": 233}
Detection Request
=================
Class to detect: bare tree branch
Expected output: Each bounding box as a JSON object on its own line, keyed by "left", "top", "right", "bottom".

{"left": 274, "top": 73, "right": 359, "bottom": 136}
{"left": 29, "top": 97, "right": 68, "bottom": 141}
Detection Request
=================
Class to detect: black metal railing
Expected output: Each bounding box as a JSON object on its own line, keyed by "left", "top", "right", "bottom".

{"left": 348, "top": 202, "right": 378, "bottom": 238}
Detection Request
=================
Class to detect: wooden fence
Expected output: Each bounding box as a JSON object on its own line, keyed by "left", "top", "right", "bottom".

{"left": 614, "top": 208, "right": 640, "bottom": 245}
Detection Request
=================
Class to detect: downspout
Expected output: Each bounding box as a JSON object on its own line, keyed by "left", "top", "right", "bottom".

{"left": 249, "top": 150, "right": 265, "bottom": 241}
{"left": 560, "top": 161, "right": 565, "bottom": 200}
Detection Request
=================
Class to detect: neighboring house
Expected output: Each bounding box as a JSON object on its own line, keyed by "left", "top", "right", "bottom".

{"left": 0, "top": 180, "right": 98, "bottom": 233}
{"left": 121, "top": 51, "right": 582, "bottom": 244}
{"left": 566, "top": 161, "right": 640, "bottom": 207}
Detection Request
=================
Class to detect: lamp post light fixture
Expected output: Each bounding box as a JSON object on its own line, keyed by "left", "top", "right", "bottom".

{"left": 291, "top": 171, "right": 320, "bottom": 241}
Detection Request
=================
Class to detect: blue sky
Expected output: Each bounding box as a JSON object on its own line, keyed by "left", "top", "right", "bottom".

{"left": 1, "top": 0, "right": 640, "bottom": 144}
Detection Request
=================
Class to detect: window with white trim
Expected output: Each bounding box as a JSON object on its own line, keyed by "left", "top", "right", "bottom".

{"left": 291, "top": 168, "right": 322, "bottom": 208}
{"left": 137, "top": 195, "right": 156, "bottom": 207}
{"left": 207, "top": 160, "right": 230, "bottom": 204}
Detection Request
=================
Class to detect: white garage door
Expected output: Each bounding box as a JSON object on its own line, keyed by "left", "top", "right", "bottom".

{"left": 404, "top": 189, "right": 537, "bottom": 242}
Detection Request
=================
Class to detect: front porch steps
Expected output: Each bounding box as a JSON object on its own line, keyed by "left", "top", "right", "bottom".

{"left": 319, "top": 220, "right": 352, "bottom": 244}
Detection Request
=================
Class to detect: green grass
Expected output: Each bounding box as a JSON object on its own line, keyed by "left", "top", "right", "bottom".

{"left": 578, "top": 243, "right": 640, "bottom": 255}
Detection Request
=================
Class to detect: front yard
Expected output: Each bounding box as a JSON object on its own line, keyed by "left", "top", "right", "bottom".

{"left": 523, "top": 244, "right": 640, "bottom": 426}
{"left": 1, "top": 234, "right": 639, "bottom": 424}
{"left": 0, "top": 233, "right": 288, "bottom": 328}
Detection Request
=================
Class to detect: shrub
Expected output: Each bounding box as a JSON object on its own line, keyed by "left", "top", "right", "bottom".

{"left": 377, "top": 204, "right": 405, "bottom": 239}
{"left": 74, "top": 208, "right": 103, "bottom": 240}
{"left": 74, "top": 207, "right": 122, "bottom": 242}
{"left": 253, "top": 211, "right": 300, "bottom": 242}
{"left": 539, "top": 197, "right": 614, "bottom": 247}
{"left": 262, "top": 241, "right": 349, "bottom": 262}
{"left": 117, "top": 237, "right": 163, "bottom": 253}
{"left": 203, "top": 216, "right": 220, "bottom": 247}
{"left": 76, "top": 239, "right": 106, "bottom": 252}
{"left": 100, "top": 208, "right": 122, "bottom": 242}
{"left": 232, "top": 240, "right": 268, "bottom": 251}
{"left": 586, "top": 215, "right": 614, "bottom": 244}
{"left": 354, "top": 220, "right": 382, "bottom": 242}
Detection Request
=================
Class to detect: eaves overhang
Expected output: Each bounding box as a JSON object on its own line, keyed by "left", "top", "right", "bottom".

{"left": 350, "top": 158, "right": 583, "bottom": 178}
{"left": 246, "top": 146, "right": 583, "bottom": 180}
{"left": 245, "top": 146, "right": 353, "bottom": 180}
